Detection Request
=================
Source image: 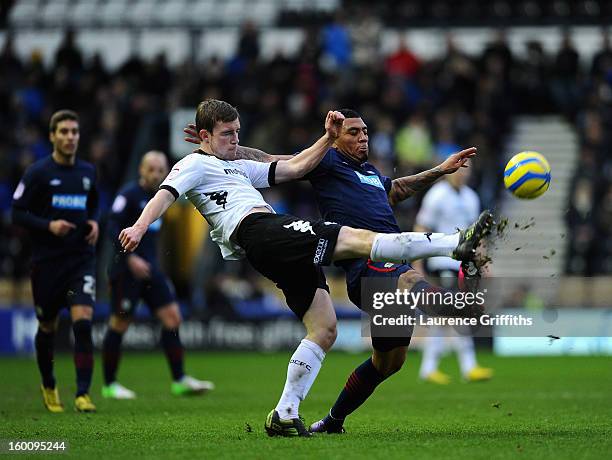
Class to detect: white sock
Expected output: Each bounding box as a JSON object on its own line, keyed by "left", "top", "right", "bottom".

{"left": 419, "top": 326, "right": 446, "bottom": 377}
{"left": 274, "top": 339, "right": 325, "bottom": 419}
{"left": 451, "top": 335, "right": 477, "bottom": 376}
{"left": 370, "top": 232, "right": 460, "bottom": 263}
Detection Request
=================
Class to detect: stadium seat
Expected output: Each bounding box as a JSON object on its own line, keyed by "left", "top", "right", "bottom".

{"left": 283, "top": 0, "right": 309, "bottom": 12}
{"left": 8, "top": 0, "right": 41, "bottom": 27}
{"left": 69, "top": 0, "right": 100, "bottom": 27}
{"left": 127, "top": 0, "right": 157, "bottom": 27}
{"left": 40, "top": 0, "right": 71, "bottom": 27}
{"left": 249, "top": 0, "right": 278, "bottom": 26}
{"left": 189, "top": 0, "right": 217, "bottom": 26}
{"left": 218, "top": 0, "right": 248, "bottom": 27}
{"left": 100, "top": 0, "right": 129, "bottom": 26}
{"left": 153, "top": 0, "right": 187, "bottom": 26}
{"left": 313, "top": 0, "right": 340, "bottom": 13}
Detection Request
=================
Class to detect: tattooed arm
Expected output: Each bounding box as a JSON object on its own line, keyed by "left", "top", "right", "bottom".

{"left": 235, "top": 146, "right": 293, "bottom": 163}
{"left": 183, "top": 123, "right": 294, "bottom": 163}
{"left": 388, "top": 167, "right": 445, "bottom": 206}
{"left": 387, "top": 147, "right": 477, "bottom": 206}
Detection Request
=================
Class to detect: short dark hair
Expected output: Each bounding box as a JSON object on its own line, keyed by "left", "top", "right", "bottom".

{"left": 49, "top": 110, "right": 79, "bottom": 133}
{"left": 195, "top": 99, "right": 239, "bottom": 133}
{"left": 338, "top": 108, "right": 362, "bottom": 119}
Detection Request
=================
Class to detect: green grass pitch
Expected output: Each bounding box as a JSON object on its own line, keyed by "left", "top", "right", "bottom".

{"left": 1, "top": 351, "right": 611, "bottom": 459}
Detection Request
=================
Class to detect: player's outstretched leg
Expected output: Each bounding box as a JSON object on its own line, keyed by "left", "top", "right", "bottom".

{"left": 72, "top": 306, "right": 96, "bottom": 413}
{"left": 265, "top": 289, "right": 335, "bottom": 437}
{"left": 333, "top": 210, "right": 494, "bottom": 265}
{"left": 157, "top": 303, "right": 214, "bottom": 396}
{"left": 36, "top": 320, "right": 64, "bottom": 413}
{"left": 101, "top": 316, "right": 136, "bottom": 400}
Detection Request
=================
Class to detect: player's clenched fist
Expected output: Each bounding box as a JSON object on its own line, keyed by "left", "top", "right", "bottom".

{"left": 325, "top": 111, "right": 345, "bottom": 140}
{"left": 119, "top": 225, "right": 145, "bottom": 252}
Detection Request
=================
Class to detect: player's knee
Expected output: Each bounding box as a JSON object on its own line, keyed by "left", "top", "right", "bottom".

{"left": 373, "top": 348, "right": 407, "bottom": 377}
{"left": 397, "top": 270, "right": 424, "bottom": 292}
{"left": 71, "top": 305, "right": 93, "bottom": 322}
{"left": 334, "top": 227, "right": 372, "bottom": 259}
{"left": 39, "top": 320, "right": 57, "bottom": 334}
{"left": 383, "top": 354, "right": 407, "bottom": 377}
{"left": 159, "top": 304, "right": 182, "bottom": 330}
{"left": 310, "top": 321, "right": 337, "bottom": 351}
{"left": 110, "top": 315, "right": 131, "bottom": 334}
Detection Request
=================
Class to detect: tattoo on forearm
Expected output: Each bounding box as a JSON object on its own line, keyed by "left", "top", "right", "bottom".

{"left": 389, "top": 167, "right": 444, "bottom": 204}
{"left": 236, "top": 146, "right": 274, "bottom": 162}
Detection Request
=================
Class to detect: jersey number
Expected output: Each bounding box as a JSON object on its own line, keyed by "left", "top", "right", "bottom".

{"left": 204, "top": 191, "right": 228, "bottom": 209}
{"left": 83, "top": 275, "right": 96, "bottom": 296}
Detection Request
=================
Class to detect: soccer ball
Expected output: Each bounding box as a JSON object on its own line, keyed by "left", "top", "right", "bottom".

{"left": 504, "top": 151, "right": 551, "bottom": 199}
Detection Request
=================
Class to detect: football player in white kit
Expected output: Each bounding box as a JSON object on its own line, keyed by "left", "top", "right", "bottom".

{"left": 119, "top": 100, "right": 491, "bottom": 436}
{"left": 414, "top": 163, "right": 494, "bottom": 384}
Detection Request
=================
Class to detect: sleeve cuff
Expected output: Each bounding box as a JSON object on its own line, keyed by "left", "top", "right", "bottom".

{"left": 268, "top": 161, "right": 278, "bottom": 186}
{"left": 160, "top": 185, "right": 179, "bottom": 200}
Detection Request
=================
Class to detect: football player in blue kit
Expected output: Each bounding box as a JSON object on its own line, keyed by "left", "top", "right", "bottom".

{"left": 12, "top": 110, "right": 99, "bottom": 413}
{"left": 102, "top": 151, "right": 214, "bottom": 399}
{"left": 184, "top": 109, "right": 492, "bottom": 433}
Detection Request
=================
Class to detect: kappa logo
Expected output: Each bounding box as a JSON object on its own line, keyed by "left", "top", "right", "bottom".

{"left": 283, "top": 220, "right": 314, "bottom": 235}
{"left": 204, "top": 191, "right": 228, "bottom": 209}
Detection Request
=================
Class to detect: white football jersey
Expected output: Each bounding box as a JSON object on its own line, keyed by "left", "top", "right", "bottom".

{"left": 416, "top": 180, "right": 480, "bottom": 271}
{"left": 160, "top": 152, "right": 275, "bottom": 260}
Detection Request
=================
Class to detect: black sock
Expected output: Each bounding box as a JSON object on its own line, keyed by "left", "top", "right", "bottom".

{"left": 160, "top": 327, "right": 184, "bottom": 381}
{"left": 102, "top": 328, "right": 124, "bottom": 385}
{"left": 72, "top": 320, "right": 94, "bottom": 397}
{"left": 35, "top": 328, "right": 56, "bottom": 389}
{"left": 328, "top": 357, "right": 386, "bottom": 422}
{"left": 411, "top": 280, "right": 458, "bottom": 316}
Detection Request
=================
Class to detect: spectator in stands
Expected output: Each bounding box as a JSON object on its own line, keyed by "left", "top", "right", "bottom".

{"left": 55, "top": 29, "right": 83, "bottom": 74}
{"left": 552, "top": 29, "right": 581, "bottom": 118}
{"left": 322, "top": 13, "right": 352, "bottom": 68}
{"left": 385, "top": 38, "right": 421, "bottom": 80}
{"left": 237, "top": 21, "right": 261, "bottom": 63}
{"left": 591, "top": 28, "right": 612, "bottom": 78}
{"left": 394, "top": 111, "right": 434, "bottom": 173}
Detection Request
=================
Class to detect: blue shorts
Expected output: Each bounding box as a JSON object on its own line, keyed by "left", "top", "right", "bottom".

{"left": 109, "top": 267, "right": 176, "bottom": 317}
{"left": 31, "top": 254, "right": 96, "bottom": 321}
{"left": 346, "top": 259, "right": 414, "bottom": 352}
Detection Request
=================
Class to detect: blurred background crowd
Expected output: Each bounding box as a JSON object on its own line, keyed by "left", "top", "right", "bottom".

{"left": 1, "top": 0, "right": 612, "bottom": 314}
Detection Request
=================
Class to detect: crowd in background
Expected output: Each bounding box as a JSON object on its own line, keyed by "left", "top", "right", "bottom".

{"left": 1, "top": 19, "right": 612, "bottom": 307}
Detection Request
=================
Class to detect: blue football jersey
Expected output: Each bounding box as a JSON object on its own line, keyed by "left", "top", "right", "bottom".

{"left": 304, "top": 148, "right": 402, "bottom": 274}
{"left": 304, "top": 147, "right": 400, "bottom": 234}
{"left": 12, "top": 155, "right": 98, "bottom": 262}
